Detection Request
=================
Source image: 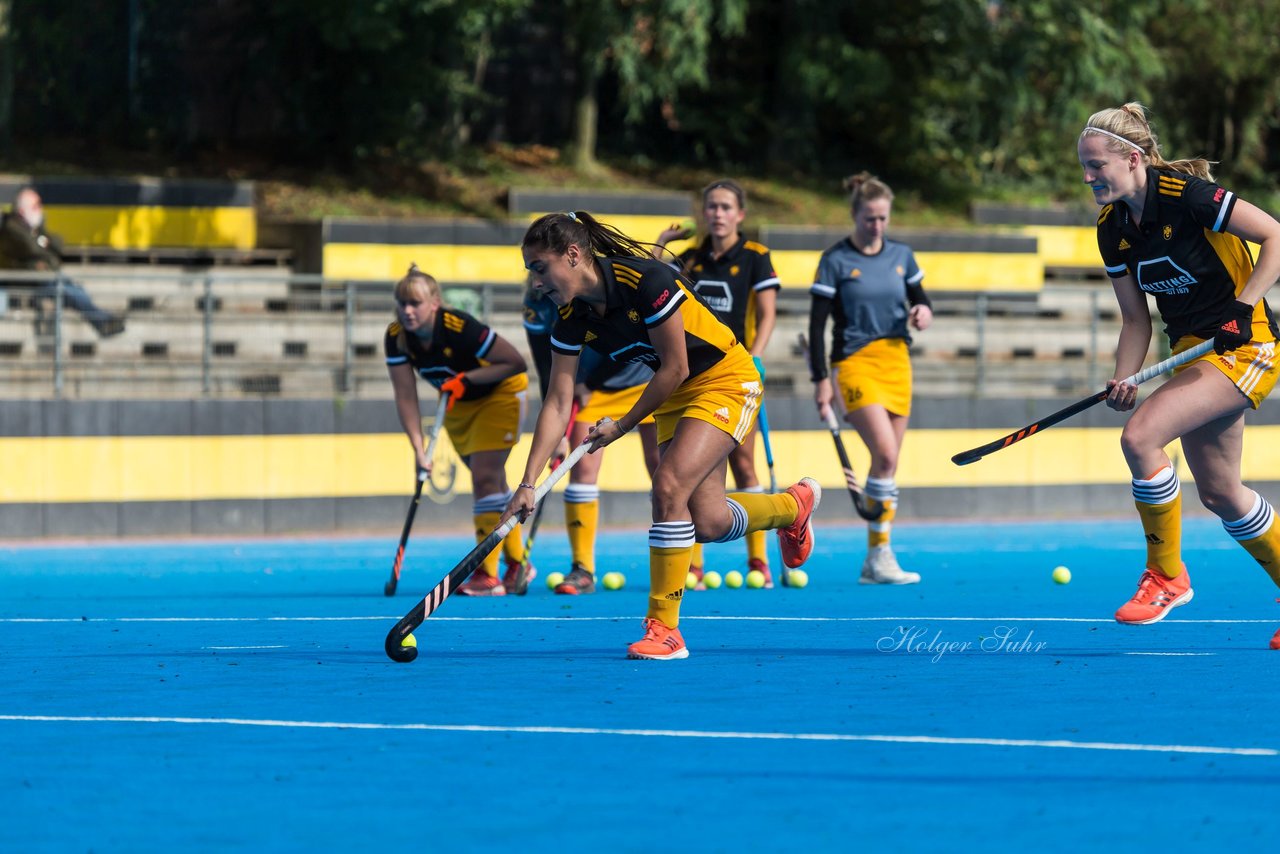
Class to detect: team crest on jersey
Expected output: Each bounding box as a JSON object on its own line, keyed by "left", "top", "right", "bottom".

{"left": 895, "top": 265, "right": 905, "bottom": 276}
{"left": 1118, "top": 238, "right": 1130, "bottom": 250}
{"left": 1163, "top": 225, "right": 1173, "bottom": 240}
{"left": 444, "top": 347, "right": 453, "bottom": 357}
{"left": 849, "top": 269, "right": 861, "bottom": 278}
{"left": 1136, "top": 256, "right": 1196, "bottom": 295}
{"left": 627, "top": 309, "right": 640, "bottom": 323}
{"left": 730, "top": 265, "right": 740, "bottom": 276}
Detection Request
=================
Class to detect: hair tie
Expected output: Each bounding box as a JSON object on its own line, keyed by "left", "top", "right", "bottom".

{"left": 565, "top": 211, "right": 579, "bottom": 222}
{"left": 1080, "top": 127, "right": 1144, "bottom": 153}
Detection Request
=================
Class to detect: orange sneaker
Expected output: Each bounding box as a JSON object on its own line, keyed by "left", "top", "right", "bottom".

{"left": 778, "top": 477, "right": 821, "bottom": 568}
{"left": 1114, "top": 566, "right": 1193, "bottom": 624}
{"left": 502, "top": 557, "right": 535, "bottom": 595}
{"left": 748, "top": 557, "right": 773, "bottom": 589}
{"left": 554, "top": 564, "right": 596, "bottom": 595}
{"left": 626, "top": 618, "right": 689, "bottom": 660}
{"left": 457, "top": 571, "right": 506, "bottom": 597}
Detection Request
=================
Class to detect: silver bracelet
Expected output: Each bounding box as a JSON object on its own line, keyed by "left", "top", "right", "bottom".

{"left": 518, "top": 482, "right": 535, "bottom": 490}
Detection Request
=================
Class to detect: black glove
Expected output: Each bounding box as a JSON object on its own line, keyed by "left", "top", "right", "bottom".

{"left": 1214, "top": 300, "right": 1254, "bottom": 355}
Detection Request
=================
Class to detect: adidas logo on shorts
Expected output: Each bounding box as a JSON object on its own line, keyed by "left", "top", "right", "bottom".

{"left": 713, "top": 407, "right": 730, "bottom": 424}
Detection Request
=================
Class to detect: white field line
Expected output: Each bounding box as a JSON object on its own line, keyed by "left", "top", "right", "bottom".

{"left": 0, "top": 714, "right": 1273, "bottom": 758}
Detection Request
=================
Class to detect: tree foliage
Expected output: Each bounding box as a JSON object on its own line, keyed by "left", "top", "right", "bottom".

{"left": 3, "top": 0, "right": 1278, "bottom": 202}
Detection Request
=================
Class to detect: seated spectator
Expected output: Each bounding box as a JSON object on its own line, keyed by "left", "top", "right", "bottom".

{"left": 0, "top": 187, "right": 125, "bottom": 337}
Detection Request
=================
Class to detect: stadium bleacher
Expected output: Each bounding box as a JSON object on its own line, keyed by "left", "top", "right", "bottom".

{"left": 0, "top": 179, "right": 1139, "bottom": 400}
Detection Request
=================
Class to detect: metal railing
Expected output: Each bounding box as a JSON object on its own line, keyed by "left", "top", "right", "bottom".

{"left": 0, "top": 268, "right": 1139, "bottom": 399}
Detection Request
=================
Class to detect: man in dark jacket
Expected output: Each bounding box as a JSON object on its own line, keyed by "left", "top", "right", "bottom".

{"left": 0, "top": 187, "right": 125, "bottom": 336}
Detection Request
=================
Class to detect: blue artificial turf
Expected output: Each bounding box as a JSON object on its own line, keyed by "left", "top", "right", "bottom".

{"left": 2, "top": 517, "right": 1278, "bottom": 851}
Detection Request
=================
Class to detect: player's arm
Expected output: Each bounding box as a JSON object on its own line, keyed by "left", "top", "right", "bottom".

{"left": 388, "top": 361, "right": 431, "bottom": 471}
{"left": 1223, "top": 199, "right": 1280, "bottom": 307}
{"left": 467, "top": 332, "right": 527, "bottom": 386}
{"left": 504, "top": 351, "right": 579, "bottom": 521}
{"left": 808, "top": 291, "right": 836, "bottom": 419}
{"left": 751, "top": 287, "right": 777, "bottom": 358}
{"left": 1106, "top": 273, "right": 1154, "bottom": 411}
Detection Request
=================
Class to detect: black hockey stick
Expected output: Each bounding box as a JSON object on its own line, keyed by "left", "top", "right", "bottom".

{"left": 951, "top": 340, "right": 1212, "bottom": 466}
{"left": 822, "top": 406, "right": 884, "bottom": 521}
{"left": 385, "top": 438, "right": 592, "bottom": 662}
{"left": 799, "top": 331, "right": 882, "bottom": 522}
{"left": 383, "top": 392, "right": 450, "bottom": 596}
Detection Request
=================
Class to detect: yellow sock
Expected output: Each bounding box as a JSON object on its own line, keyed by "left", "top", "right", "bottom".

{"left": 1132, "top": 467, "right": 1182, "bottom": 578}
{"left": 474, "top": 511, "right": 502, "bottom": 578}
{"left": 746, "top": 530, "right": 767, "bottom": 565}
{"left": 1224, "top": 492, "right": 1280, "bottom": 588}
{"left": 725, "top": 491, "right": 797, "bottom": 533}
{"left": 502, "top": 522, "right": 526, "bottom": 564}
{"left": 564, "top": 485, "right": 600, "bottom": 574}
{"left": 648, "top": 521, "right": 695, "bottom": 628}
{"left": 690, "top": 542, "right": 704, "bottom": 571}
{"left": 865, "top": 477, "right": 897, "bottom": 549}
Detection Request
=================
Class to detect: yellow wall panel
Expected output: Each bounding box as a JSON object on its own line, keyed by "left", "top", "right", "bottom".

{"left": 771, "top": 249, "right": 1043, "bottom": 292}
{"left": 7, "top": 426, "right": 1280, "bottom": 504}
{"left": 46, "top": 206, "right": 256, "bottom": 250}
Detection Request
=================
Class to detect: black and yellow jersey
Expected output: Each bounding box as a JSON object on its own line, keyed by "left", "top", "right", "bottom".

{"left": 549, "top": 255, "right": 739, "bottom": 379}
{"left": 1097, "top": 166, "right": 1277, "bottom": 346}
{"left": 674, "top": 235, "right": 780, "bottom": 348}
{"left": 384, "top": 308, "right": 513, "bottom": 401}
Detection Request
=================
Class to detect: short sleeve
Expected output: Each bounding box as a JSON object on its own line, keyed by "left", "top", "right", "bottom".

{"left": 903, "top": 249, "right": 923, "bottom": 286}
{"left": 811, "top": 253, "right": 837, "bottom": 299}
{"left": 1181, "top": 175, "right": 1238, "bottom": 234}
{"left": 384, "top": 322, "right": 408, "bottom": 365}
{"left": 636, "top": 265, "right": 686, "bottom": 327}
{"left": 752, "top": 249, "right": 781, "bottom": 292}
{"left": 550, "top": 310, "right": 586, "bottom": 357}
{"left": 1095, "top": 206, "right": 1129, "bottom": 279}
{"left": 442, "top": 310, "right": 496, "bottom": 360}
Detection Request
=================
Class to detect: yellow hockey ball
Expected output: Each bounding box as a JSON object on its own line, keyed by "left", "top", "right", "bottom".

{"left": 787, "top": 569, "right": 809, "bottom": 588}
{"left": 1052, "top": 566, "right": 1072, "bottom": 585}
{"left": 703, "top": 571, "right": 722, "bottom": 589}
{"left": 724, "top": 570, "right": 744, "bottom": 589}
{"left": 603, "top": 571, "right": 625, "bottom": 591}
{"left": 686, "top": 571, "right": 700, "bottom": 589}
{"left": 746, "top": 569, "right": 766, "bottom": 589}
{"left": 546, "top": 571, "right": 566, "bottom": 590}
{"left": 401, "top": 633, "right": 417, "bottom": 649}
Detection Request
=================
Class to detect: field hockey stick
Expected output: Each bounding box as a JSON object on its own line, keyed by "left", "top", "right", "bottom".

{"left": 510, "top": 401, "right": 580, "bottom": 596}
{"left": 823, "top": 407, "right": 884, "bottom": 521}
{"left": 385, "top": 433, "right": 595, "bottom": 663}
{"left": 757, "top": 399, "right": 778, "bottom": 494}
{"left": 798, "top": 331, "right": 882, "bottom": 522}
{"left": 951, "top": 339, "right": 1213, "bottom": 466}
{"left": 383, "top": 392, "right": 450, "bottom": 596}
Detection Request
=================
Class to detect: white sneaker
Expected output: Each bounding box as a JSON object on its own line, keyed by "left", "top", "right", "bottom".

{"left": 860, "top": 545, "right": 921, "bottom": 585}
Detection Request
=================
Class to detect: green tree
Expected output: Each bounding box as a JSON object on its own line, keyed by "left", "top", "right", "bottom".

{"left": 1146, "top": 0, "right": 1280, "bottom": 189}
{"left": 561, "top": 0, "right": 746, "bottom": 171}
